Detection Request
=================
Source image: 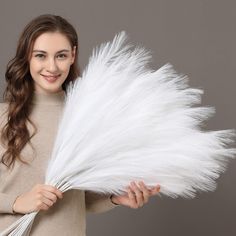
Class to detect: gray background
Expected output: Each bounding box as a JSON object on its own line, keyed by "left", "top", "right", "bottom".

{"left": 0, "top": 0, "right": 235, "bottom": 235}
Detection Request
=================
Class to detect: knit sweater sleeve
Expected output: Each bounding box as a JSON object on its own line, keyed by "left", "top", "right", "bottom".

{"left": 85, "top": 191, "right": 118, "bottom": 213}
{"left": 0, "top": 193, "right": 18, "bottom": 214}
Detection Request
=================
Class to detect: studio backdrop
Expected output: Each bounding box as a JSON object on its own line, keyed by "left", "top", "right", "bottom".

{"left": 0, "top": 0, "right": 235, "bottom": 235}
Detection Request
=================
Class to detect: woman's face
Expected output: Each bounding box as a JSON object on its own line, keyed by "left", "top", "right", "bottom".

{"left": 29, "top": 31, "right": 76, "bottom": 94}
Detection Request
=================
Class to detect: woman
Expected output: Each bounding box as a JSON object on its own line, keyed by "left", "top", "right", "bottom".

{"left": 0, "top": 14, "right": 160, "bottom": 235}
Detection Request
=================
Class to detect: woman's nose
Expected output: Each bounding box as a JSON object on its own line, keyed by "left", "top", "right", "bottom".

{"left": 46, "top": 58, "right": 58, "bottom": 73}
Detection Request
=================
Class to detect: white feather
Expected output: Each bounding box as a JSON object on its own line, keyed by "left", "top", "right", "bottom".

{"left": 2, "top": 31, "right": 235, "bottom": 236}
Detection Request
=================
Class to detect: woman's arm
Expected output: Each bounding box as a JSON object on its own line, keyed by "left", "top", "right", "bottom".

{"left": 85, "top": 191, "right": 118, "bottom": 213}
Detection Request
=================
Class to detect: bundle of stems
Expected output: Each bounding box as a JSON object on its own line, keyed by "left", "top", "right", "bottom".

{"left": 1, "top": 31, "right": 235, "bottom": 236}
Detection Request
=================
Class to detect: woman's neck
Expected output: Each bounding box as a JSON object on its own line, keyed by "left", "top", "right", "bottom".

{"left": 31, "top": 90, "right": 65, "bottom": 105}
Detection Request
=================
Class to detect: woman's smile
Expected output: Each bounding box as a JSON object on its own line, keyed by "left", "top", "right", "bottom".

{"left": 41, "top": 74, "right": 61, "bottom": 83}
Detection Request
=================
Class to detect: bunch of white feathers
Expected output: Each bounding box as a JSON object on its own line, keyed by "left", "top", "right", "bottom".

{"left": 1, "top": 31, "right": 235, "bottom": 236}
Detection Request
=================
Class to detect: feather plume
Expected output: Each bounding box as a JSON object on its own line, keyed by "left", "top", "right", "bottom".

{"left": 1, "top": 31, "right": 235, "bottom": 236}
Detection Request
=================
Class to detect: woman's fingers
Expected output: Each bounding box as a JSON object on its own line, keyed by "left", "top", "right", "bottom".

{"left": 130, "top": 182, "right": 144, "bottom": 207}
{"left": 110, "top": 182, "right": 161, "bottom": 210}
{"left": 150, "top": 184, "right": 161, "bottom": 195}
{"left": 127, "top": 186, "right": 139, "bottom": 208}
{"left": 34, "top": 184, "right": 63, "bottom": 211}
{"left": 35, "top": 194, "right": 54, "bottom": 211}
{"left": 39, "top": 202, "right": 50, "bottom": 211}
{"left": 42, "top": 190, "right": 58, "bottom": 204}
{"left": 138, "top": 181, "right": 150, "bottom": 203}
{"left": 129, "top": 182, "right": 161, "bottom": 208}
{"left": 41, "top": 196, "right": 54, "bottom": 208}
{"left": 42, "top": 185, "right": 63, "bottom": 199}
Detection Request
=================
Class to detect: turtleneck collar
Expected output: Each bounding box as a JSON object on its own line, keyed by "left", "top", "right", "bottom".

{"left": 31, "top": 90, "right": 66, "bottom": 105}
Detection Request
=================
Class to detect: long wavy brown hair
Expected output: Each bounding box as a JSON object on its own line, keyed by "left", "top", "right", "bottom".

{"left": 1, "top": 14, "right": 80, "bottom": 169}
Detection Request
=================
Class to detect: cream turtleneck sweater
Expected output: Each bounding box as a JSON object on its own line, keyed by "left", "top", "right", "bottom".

{"left": 0, "top": 90, "right": 116, "bottom": 235}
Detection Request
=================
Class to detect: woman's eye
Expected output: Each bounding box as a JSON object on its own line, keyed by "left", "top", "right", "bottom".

{"left": 57, "top": 54, "right": 67, "bottom": 59}
{"left": 35, "top": 54, "right": 45, "bottom": 59}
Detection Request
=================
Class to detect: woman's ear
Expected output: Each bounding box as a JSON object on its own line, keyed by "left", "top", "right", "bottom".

{"left": 71, "top": 46, "right": 76, "bottom": 64}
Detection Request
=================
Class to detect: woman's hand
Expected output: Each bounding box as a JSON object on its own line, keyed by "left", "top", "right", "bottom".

{"left": 111, "top": 181, "right": 160, "bottom": 208}
{"left": 12, "top": 184, "right": 63, "bottom": 214}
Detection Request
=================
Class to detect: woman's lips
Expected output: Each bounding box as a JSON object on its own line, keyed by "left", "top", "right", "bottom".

{"left": 41, "top": 74, "right": 60, "bottom": 83}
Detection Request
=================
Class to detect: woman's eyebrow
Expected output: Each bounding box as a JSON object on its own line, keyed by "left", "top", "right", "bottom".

{"left": 32, "top": 49, "right": 70, "bottom": 53}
